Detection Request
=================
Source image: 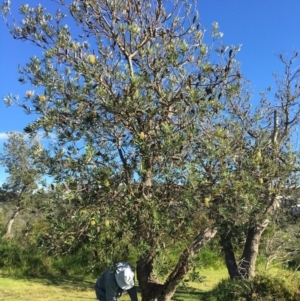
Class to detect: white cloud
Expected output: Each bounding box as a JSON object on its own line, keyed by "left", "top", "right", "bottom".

{"left": 0, "top": 133, "right": 8, "bottom": 140}
{"left": 0, "top": 131, "right": 24, "bottom": 140}
{"left": 36, "top": 131, "right": 57, "bottom": 142}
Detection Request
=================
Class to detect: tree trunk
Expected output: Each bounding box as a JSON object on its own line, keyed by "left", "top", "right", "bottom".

{"left": 223, "top": 196, "right": 280, "bottom": 279}
{"left": 3, "top": 186, "right": 27, "bottom": 238}
{"left": 219, "top": 224, "right": 240, "bottom": 279}
{"left": 136, "top": 226, "right": 218, "bottom": 301}
{"left": 238, "top": 219, "right": 269, "bottom": 278}
{"left": 136, "top": 249, "right": 165, "bottom": 301}
{"left": 4, "top": 207, "right": 21, "bottom": 238}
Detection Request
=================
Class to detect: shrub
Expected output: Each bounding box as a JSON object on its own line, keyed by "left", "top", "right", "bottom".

{"left": 0, "top": 238, "right": 52, "bottom": 276}
{"left": 51, "top": 246, "right": 101, "bottom": 276}
{"left": 207, "top": 273, "right": 300, "bottom": 301}
{"left": 195, "top": 245, "right": 224, "bottom": 269}
{"left": 0, "top": 239, "right": 23, "bottom": 271}
{"left": 250, "top": 273, "right": 300, "bottom": 301}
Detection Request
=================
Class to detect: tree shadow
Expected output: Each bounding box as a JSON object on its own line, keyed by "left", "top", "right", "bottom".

{"left": 1, "top": 273, "right": 214, "bottom": 300}
{"left": 172, "top": 286, "right": 212, "bottom": 301}
{"left": 1, "top": 273, "right": 95, "bottom": 291}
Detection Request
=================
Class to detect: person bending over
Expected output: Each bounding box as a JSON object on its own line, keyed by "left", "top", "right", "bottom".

{"left": 95, "top": 262, "right": 138, "bottom": 301}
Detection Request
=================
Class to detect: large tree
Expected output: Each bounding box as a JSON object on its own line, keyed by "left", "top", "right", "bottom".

{"left": 0, "top": 0, "right": 271, "bottom": 299}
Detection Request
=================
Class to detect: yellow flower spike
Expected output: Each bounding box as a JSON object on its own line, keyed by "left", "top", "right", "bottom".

{"left": 26, "top": 91, "right": 33, "bottom": 98}
{"left": 134, "top": 89, "right": 139, "bottom": 99}
{"left": 257, "top": 150, "right": 262, "bottom": 158}
{"left": 200, "top": 45, "right": 207, "bottom": 55}
{"left": 88, "top": 54, "right": 96, "bottom": 64}
{"left": 103, "top": 179, "right": 110, "bottom": 187}
{"left": 39, "top": 95, "right": 46, "bottom": 102}
{"left": 204, "top": 197, "right": 210, "bottom": 206}
{"left": 139, "top": 132, "right": 145, "bottom": 140}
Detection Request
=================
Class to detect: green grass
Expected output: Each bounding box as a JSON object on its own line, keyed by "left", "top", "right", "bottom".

{"left": 0, "top": 275, "right": 96, "bottom": 301}
{"left": 188, "top": 267, "right": 229, "bottom": 291}
{"left": 0, "top": 267, "right": 298, "bottom": 301}
{"left": 1, "top": 267, "right": 297, "bottom": 301}
{"left": 173, "top": 267, "right": 229, "bottom": 301}
{"left": 0, "top": 268, "right": 228, "bottom": 301}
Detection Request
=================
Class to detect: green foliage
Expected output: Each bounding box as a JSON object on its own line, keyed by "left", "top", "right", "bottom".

{"left": 152, "top": 243, "right": 223, "bottom": 282}
{"left": 51, "top": 247, "right": 99, "bottom": 276}
{"left": 0, "top": 238, "right": 51, "bottom": 276}
{"left": 51, "top": 245, "right": 137, "bottom": 278}
{"left": 207, "top": 273, "right": 300, "bottom": 301}
{"left": 194, "top": 244, "right": 223, "bottom": 269}
{"left": 0, "top": 0, "right": 243, "bottom": 259}
{"left": 260, "top": 221, "right": 300, "bottom": 272}
{"left": 0, "top": 133, "right": 47, "bottom": 237}
{"left": 2, "top": 0, "right": 300, "bottom": 297}
{"left": 0, "top": 132, "right": 45, "bottom": 192}
{"left": 0, "top": 233, "right": 134, "bottom": 277}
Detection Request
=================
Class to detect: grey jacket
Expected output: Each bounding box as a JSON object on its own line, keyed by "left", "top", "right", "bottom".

{"left": 95, "top": 265, "right": 138, "bottom": 301}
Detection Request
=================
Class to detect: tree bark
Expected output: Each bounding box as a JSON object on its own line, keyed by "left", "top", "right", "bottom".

{"left": 136, "top": 226, "right": 218, "bottom": 301}
{"left": 136, "top": 249, "right": 164, "bottom": 301}
{"left": 4, "top": 207, "right": 21, "bottom": 238}
{"left": 238, "top": 219, "right": 269, "bottom": 278}
{"left": 219, "top": 224, "right": 240, "bottom": 279}
{"left": 221, "top": 196, "right": 281, "bottom": 279}
{"left": 237, "top": 197, "right": 280, "bottom": 278}
{"left": 3, "top": 185, "right": 28, "bottom": 238}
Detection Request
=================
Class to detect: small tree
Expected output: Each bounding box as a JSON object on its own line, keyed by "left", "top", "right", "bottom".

{"left": 0, "top": 132, "right": 44, "bottom": 237}
{"left": 263, "top": 225, "right": 300, "bottom": 271}
{"left": 196, "top": 53, "right": 300, "bottom": 279}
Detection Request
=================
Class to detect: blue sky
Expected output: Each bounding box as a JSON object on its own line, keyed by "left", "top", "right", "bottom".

{"left": 1, "top": 0, "right": 300, "bottom": 184}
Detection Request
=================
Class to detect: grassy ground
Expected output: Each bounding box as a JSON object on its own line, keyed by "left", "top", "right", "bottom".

{"left": 189, "top": 267, "right": 228, "bottom": 291}
{"left": 2, "top": 268, "right": 299, "bottom": 301}
{"left": 0, "top": 275, "right": 96, "bottom": 301}
{"left": 0, "top": 268, "right": 228, "bottom": 301}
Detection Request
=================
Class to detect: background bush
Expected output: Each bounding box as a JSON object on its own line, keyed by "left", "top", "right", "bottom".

{"left": 207, "top": 272, "right": 300, "bottom": 301}
{"left": 0, "top": 237, "right": 51, "bottom": 276}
